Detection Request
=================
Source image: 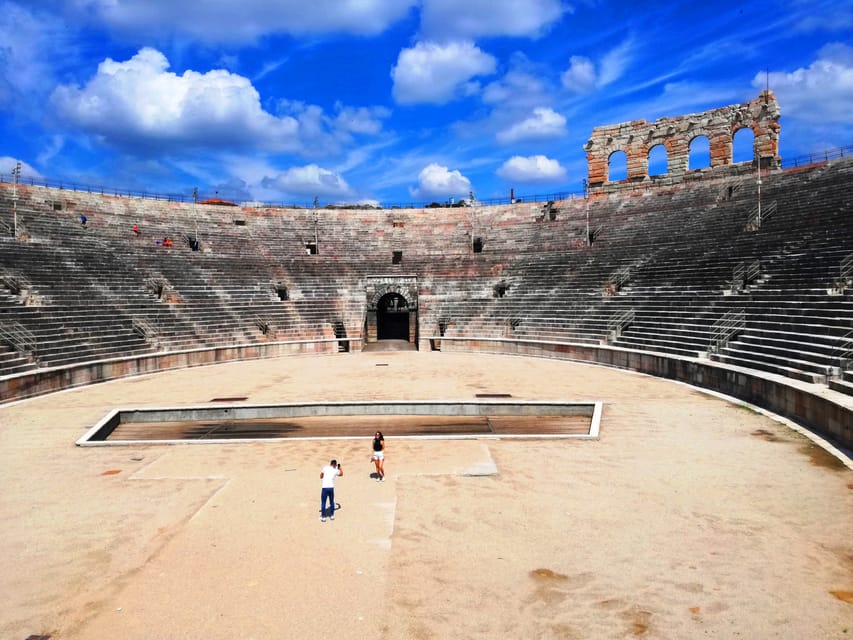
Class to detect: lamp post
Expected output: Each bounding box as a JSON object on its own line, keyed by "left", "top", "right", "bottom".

{"left": 11, "top": 161, "right": 21, "bottom": 238}
{"left": 191, "top": 187, "right": 204, "bottom": 251}
{"left": 583, "top": 178, "right": 590, "bottom": 246}
{"left": 313, "top": 196, "right": 319, "bottom": 254}
{"left": 755, "top": 154, "right": 762, "bottom": 228}
{"left": 192, "top": 187, "right": 199, "bottom": 244}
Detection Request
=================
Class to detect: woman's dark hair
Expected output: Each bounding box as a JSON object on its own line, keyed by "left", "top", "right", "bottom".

{"left": 374, "top": 431, "right": 384, "bottom": 440}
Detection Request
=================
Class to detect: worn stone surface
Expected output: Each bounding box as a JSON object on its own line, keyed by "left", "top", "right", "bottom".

{"left": 584, "top": 91, "right": 781, "bottom": 187}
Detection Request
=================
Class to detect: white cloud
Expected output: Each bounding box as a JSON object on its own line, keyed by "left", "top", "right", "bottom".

{"left": 482, "top": 57, "right": 549, "bottom": 109}
{"left": 561, "top": 39, "right": 633, "bottom": 93}
{"left": 261, "top": 164, "right": 353, "bottom": 198}
{"left": 332, "top": 103, "right": 391, "bottom": 136}
{"left": 598, "top": 39, "right": 633, "bottom": 87}
{"left": 795, "top": 8, "right": 853, "bottom": 33}
{"left": 496, "top": 107, "right": 566, "bottom": 144}
{"left": 560, "top": 56, "right": 597, "bottom": 93}
{"left": 758, "top": 43, "right": 853, "bottom": 123}
{"left": 51, "top": 48, "right": 300, "bottom": 153}
{"left": 50, "top": 48, "right": 388, "bottom": 157}
{"left": 391, "top": 41, "right": 496, "bottom": 105}
{"left": 0, "top": 156, "right": 43, "bottom": 181}
{"left": 0, "top": 3, "right": 70, "bottom": 110}
{"left": 419, "top": 0, "right": 566, "bottom": 40}
{"left": 496, "top": 155, "right": 566, "bottom": 182}
{"left": 409, "top": 163, "right": 472, "bottom": 200}
{"left": 69, "top": 0, "right": 418, "bottom": 42}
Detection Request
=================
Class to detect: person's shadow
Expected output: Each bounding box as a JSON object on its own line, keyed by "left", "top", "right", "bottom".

{"left": 320, "top": 502, "right": 342, "bottom": 518}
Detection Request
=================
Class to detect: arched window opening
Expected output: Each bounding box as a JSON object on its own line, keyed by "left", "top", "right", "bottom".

{"left": 732, "top": 127, "right": 756, "bottom": 164}
{"left": 648, "top": 144, "right": 668, "bottom": 177}
{"left": 689, "top": 136, "right": 711, "bottom": 170}
{"left": 608, "top": 150, "right": 627, "bottom": 181}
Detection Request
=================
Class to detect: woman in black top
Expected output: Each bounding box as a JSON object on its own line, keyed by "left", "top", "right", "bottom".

{"left": 371, "top": 431, "right": 385, "bottom": 481}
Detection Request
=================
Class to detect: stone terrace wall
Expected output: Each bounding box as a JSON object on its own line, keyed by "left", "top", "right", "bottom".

{"left": 584, "top": 91, "right": 781, "bottom": 188}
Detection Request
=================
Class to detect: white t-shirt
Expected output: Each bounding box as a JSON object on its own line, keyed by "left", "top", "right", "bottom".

{"left": 321, "top": 465, "right": 341, "bottom": 488}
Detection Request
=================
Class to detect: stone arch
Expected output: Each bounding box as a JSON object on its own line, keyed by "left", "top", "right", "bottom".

{"left": 732, "top": 126, "right": 756, "bottom": 164}
{"left": 583, "top": 91, "right": 781, "bottom": 188}
{"left": 648, "top": 144, "right": 668, "bottom": 176}
{"left": 608, "top": 149, "right": 628, "bottom": 181}
{"left": 689, "top": 135, "right": 711, "bottom": 170}
{"left": 368, "top": 283, "right": 418, "bottom": 312}
{"left": 364, "top": 276, "right": 419, "bottom": 345}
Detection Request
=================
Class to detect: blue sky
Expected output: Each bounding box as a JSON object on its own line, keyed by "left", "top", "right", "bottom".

{"left": 1, "top": 0, "right": 851, "bottom": 207}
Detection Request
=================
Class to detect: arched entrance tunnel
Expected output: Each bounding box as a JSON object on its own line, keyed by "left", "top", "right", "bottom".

{"left": 377, "top": 292, "right": 410, "bottom": 340}
{"left": 364, "top": 276, "right": 419, "bottom": 346}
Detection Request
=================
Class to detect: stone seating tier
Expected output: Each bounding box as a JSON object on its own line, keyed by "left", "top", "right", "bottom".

{"left": 0, "top": 157, "right": 851, "bottom": 384}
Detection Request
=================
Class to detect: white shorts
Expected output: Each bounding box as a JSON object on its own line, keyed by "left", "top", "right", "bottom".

{"left": 372, "top": 452, "right": 384, "bottom": 461}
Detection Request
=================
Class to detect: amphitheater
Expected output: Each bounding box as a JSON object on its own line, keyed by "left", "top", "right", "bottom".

{"left": 1, "top": 93, "right": 851, "bottom": 639}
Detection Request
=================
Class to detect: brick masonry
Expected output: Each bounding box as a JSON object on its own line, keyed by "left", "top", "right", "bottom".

{"left": 584, "top": 91, "right": 781, "bottom": 188}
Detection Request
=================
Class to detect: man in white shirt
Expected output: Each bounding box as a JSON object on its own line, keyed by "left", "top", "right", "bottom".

{"left": 320, "top": 459, "right": 343, "bottom": 522}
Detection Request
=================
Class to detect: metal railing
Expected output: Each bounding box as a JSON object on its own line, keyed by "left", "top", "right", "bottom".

{"left": 607, "top": 308, "right": 635, "bottom": 339}
{"left": 835, "top": 330, "right": 853, "bottom": 365}
{"left": 746, "top": 199, "right": 777, "bottom": 230}
{"left": 254, "top": 316, "right": 272, "bottom": 336}
{"left": 0, "top": 319, "right": 37, "bottom": 355}
{"left": 781, "top": 145, "right": 852, "bottom": 169}
{"left": 0, "top": 171, "right": 583, "bottom": 210}
{"left": 3, "top": 146, "right": 846, "bottom": 211}
{"left": 731, "top": 260, "right": 761, "bottom": 292}
{"left": 608, "top": 266, "right": 631, "bottom": 292}
{"left": 746, "top": 259, "right": 761, "bottom": 283}
{"left": 132, "top": 317, "right": 157, "bottom": 339}
{"left": 840, "top": 253, "right": 853, "bottom": 283}
{"left": 708, "top": 309, "right": 746, "bottom": 354}
{"left": 732, "top": 262, "right": 745, "bottom": 291}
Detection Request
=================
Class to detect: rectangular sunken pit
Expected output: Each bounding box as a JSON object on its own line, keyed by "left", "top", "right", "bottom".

{"left": 77, "top": 400, "right": 602, "bottom": 445}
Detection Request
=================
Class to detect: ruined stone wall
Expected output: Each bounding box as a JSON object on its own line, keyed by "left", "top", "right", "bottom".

{"left": 583, "top": 91, "right": 781, "bottom": 188}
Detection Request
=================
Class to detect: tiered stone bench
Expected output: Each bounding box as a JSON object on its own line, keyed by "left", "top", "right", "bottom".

{"left": 1, "top": 158, "right": 852, "bottom": 449}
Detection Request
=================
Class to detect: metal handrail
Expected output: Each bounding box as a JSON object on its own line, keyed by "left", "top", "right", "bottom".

{"left": 708, "top": 309, "right": 745, "bottom": 353}
{"left": 731, "top": 260, "right": 761, "bottom": 292}
{"left": 607, "top": 308, "right": 635, "bottom": 338}
{"left": 746, "top": 259, "right": 761, "bottom": 282}
{"left": 746, "top": 199, "right": 777, "bottom": 229}
{"left": 2, "top": 145, "right": 849, "bottom": 209}
{"left": 611, "top": 266, "right": 631, "bottom": 288}
{"left": 0, "top": 319, "right": 37, "bottom": 354}
{"left": 834, "top": 329, "right": 853, "bottom": 363}
{"left": 732, "top": 262, "right": 745, "bottom": 291}
{"left": 132, "top": 317, "right": 157, "bottom": 338}
{"left": 840, "top": 254, "right": 853, "bottom": 282}
{"left": 254, "top": 316, "right": 272, "bottom": 335}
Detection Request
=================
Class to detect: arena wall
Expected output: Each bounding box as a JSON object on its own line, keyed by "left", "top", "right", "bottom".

{"left": 2, "top": 337, "right": 850, "bottom": 451}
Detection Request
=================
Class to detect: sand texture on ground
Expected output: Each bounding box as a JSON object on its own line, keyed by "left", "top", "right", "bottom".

{"left": 0, "top": 351, "right": 850, "bottom": 639}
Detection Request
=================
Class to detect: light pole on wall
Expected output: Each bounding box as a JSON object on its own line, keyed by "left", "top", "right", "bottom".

{"left": 192, "top": 187, "right": 199, "bottom": 244}
{"left": 313, "top": 196, "right": 319, "bottom": 254}
{"left": 755, "top": 154, "right": 762, "bottom": 228}
{"left": 583, "top": 178, "right": 590, "bottom": 246}
{"left": 11, "top": 161, "right": 21, "bottom": 239}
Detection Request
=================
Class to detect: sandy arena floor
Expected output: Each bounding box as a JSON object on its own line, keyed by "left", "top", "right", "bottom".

{"left": 0, "top": 351, "right": 851, "bottom": 639}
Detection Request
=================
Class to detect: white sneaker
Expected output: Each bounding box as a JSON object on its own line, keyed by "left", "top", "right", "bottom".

{"left": 330, "top": 515, "right": 335, "bottom": 520}
{"left": 320, "top": 517, "right": 326, "bottom": 522}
